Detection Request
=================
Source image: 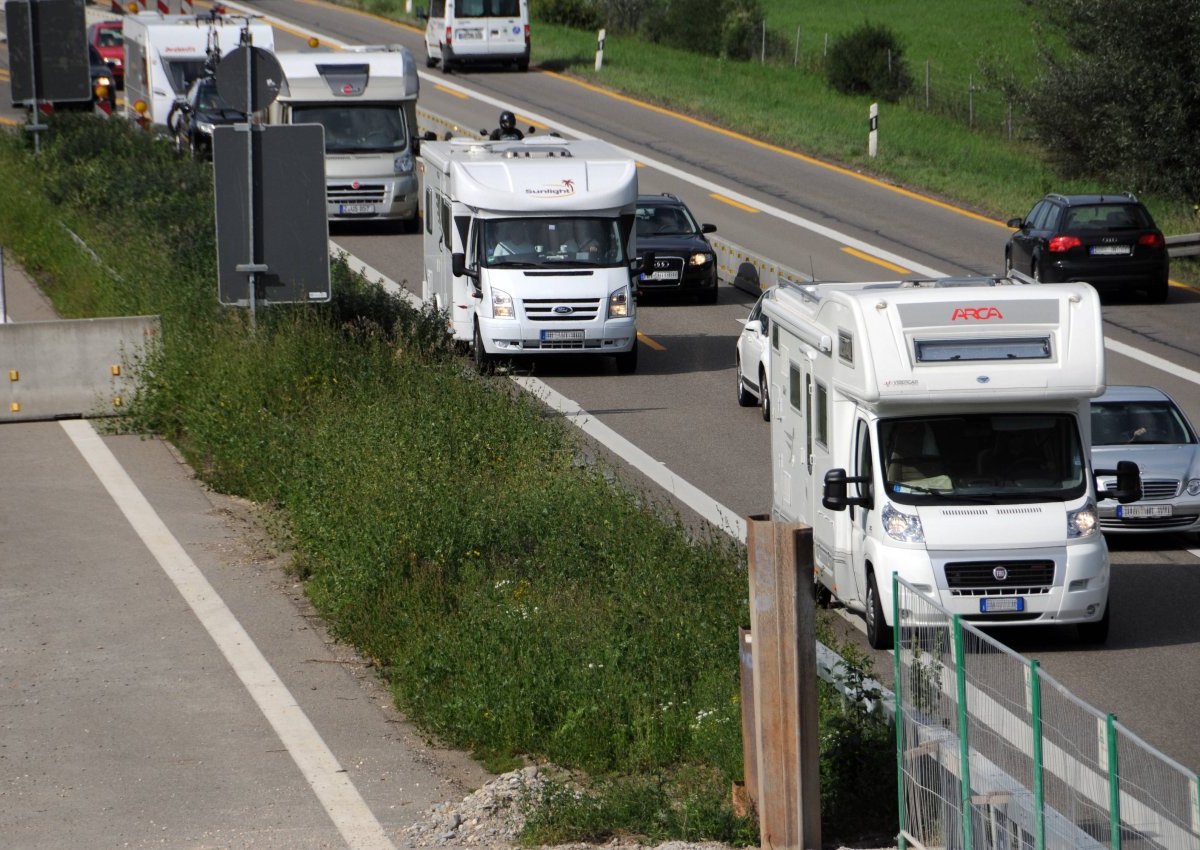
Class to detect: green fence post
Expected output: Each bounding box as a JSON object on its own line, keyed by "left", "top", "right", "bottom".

{"left": 1108, "top": 713, "right": 1120, "bottom": 850}
{"left": 1030, "top": 660, "right": 1045, "bottom": 850}
{"left": 953, "top": 615, "right": 973, "bottom": 850}
{"left": 894, "top": 573, "right": 907, "bottom": 850}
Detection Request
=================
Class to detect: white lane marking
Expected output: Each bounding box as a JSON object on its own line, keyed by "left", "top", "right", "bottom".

{"left": 1104, "top": 338, "right": 1200, "bottom": 386}
{"left": 60, "top": 419, "right": 397, "bottom": 850}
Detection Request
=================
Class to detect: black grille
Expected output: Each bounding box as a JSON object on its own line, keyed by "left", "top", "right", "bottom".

{"left": 521, "top": 298, "right": 602, "bottom": 322}
{"left": 944, "top": 560, "right": 1055, "bottom": 589}
{"left": 640, "top": 256, "right": 685, "bottom": 287}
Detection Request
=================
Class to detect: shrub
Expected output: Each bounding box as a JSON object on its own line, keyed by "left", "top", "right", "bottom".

{"left": 825, "top": 22, "right": 913, "bottom": 102}
{"left": 531, "top": 0, "right": 605, "bottom": 29}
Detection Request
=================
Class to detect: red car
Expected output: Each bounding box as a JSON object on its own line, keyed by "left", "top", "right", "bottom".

{"left": 88, "top": 21, "right": 124, "bottom": 87}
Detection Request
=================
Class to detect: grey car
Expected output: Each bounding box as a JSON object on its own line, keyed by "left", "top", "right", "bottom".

{"left": 1091, "top": 385, "right": 1200, "bottom": 534}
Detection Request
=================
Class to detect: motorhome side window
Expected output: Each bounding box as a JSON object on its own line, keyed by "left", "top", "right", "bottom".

{"left": 788, "top": 364, "right": 802, "bottom": 414}
{"left": 439, "top": 198, "right": 452, "bottom": 248}
{"left": 425, "top": 189, "right": 434, "bottom": 235}
{"left": 814, "top": 382, "right": 829, "bottom": 448}
{"left": 855, "top": 421, "right": 873, "bottom": 500}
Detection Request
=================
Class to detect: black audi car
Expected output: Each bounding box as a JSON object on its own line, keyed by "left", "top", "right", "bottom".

{"left": 634, "top": 193, "right": 720, "bottom": 304}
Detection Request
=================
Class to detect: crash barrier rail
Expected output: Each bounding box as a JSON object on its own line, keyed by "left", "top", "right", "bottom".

{"left": 1166, "top": 234, "right": 1200, "bottom": 258}
{"left": 893, "top": 575, "right": 1200, "bottom": 850}
{"left": 710, "top": 234, "right": 809, "bottom": 295}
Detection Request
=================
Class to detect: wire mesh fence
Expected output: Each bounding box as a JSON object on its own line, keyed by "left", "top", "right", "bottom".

{"left": 893, "top": 575, "right": 1200, "bottom": 850}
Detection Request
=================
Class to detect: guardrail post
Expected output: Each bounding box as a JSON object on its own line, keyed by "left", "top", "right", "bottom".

{"left": 952, "top": 615, "right": 974, "bottom": 850}
{"left": 745, "top": 515, "right": 821, "bottom": 850}
{"left": 1029, "top": 660, "right": 1046, "bottom": 850}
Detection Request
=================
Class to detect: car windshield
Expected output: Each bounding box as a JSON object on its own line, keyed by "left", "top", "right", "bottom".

{"left": 1091, "top": 400, "right": 1195, "bottom": 446}
{"left": 879, "top": 413, "right": 1087, "bottom": 505}
{"left": 292, "top": 105, "right": 410, "bottom": 153}
{"left": 98, "top": 28, "right": 123, "bottom": 47}
{"left": 195, "top": 81, "right": 240, "bottom": 113}
{"left": 635, "top": 203, "right": 698, "bottom": 237}
{"left": 455, "top": 0, "right": 520, "bottom": 17}
{"left": 1063, "top": 204, "right": 1152, "bottom": 231}
{"left": 481, "top": 217, "right": 626, "bottom": 268}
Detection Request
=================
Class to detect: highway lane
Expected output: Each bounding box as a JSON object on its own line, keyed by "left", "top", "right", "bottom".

{"left": 4, "top": 0, "right": 1200, "bottom": 774}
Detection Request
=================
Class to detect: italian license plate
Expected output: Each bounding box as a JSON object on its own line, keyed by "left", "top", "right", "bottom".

{"left": 1090, "top": 244, "right": 1131, "bottom": 256}
{"left": 337, "top": 204, "right": 376, "bottom": 215}
{"left": 980, "top": 597, "right": 1024, "bottom": 613}
{"left": 1117, "top": 504, "right": 1173, "bottom": 518}
{"left": 642, "top": 271, "right": 679, "bottom": 281}
{"left": 541, "top": 329, "right": 584, "bottom": 341}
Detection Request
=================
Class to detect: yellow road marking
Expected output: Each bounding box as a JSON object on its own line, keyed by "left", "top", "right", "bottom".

{"left": 0, "top": 116, "right": 21, "bottom": 127}
{"left": 842, "top": 246, "right": 911, "bottom": 274}
{"left": 710, "top": 193, "right": 758, "bottom": 213}
{"left": 637, "top": 331, "right": 665, "bottom": 351}
{"left": 435, "top": 84, "right": 468, "bottom": 100}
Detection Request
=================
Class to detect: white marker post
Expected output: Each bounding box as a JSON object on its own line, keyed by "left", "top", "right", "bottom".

{"left": 868, "top": 102, "right": 878, "bottom": 158}
{"left": 595, "top": 28, "right": 606, "bottom": 72}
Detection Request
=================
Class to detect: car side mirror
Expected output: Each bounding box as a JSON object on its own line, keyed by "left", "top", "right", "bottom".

{"left": 701, "top": 223, "right": 717, "bottom": 234}
{"left": 1095, "top": 459, "right": 1142, "bottom": 504}
{"left": 1006, "top": 217, "right": 1025, "bottom": 229}
{"left": 451, "top": 252, "right": 477, "bottom": 280}
{"left": 822, "top": 468, "right": 873, "bottom": 511}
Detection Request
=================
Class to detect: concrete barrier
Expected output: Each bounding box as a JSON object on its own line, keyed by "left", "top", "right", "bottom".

{"left": 1, "top": 315, "right": 161, "bottom": 422}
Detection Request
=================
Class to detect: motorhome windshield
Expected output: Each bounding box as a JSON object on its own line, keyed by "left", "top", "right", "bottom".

{"left": 482, "top": 217, "right": 627, "bottom": 268}
{"left": 292, "top": 104, "right": 410, "bottom": 154}
{"left": 879, "top": 413, "right": 1087, "bottom": 505}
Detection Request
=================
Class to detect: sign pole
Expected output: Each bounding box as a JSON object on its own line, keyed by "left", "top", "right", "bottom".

{"left": 232, "top": 23, "right": 266, "bottom": 331}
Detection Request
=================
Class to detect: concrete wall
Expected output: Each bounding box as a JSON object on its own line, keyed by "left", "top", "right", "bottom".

{"left": 1, "top": 316, "right": 162, "bottom": 423}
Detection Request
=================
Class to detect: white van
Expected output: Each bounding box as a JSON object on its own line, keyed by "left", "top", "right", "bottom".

{"left": 421, "top": 0, "right": 530, "bottom": 72}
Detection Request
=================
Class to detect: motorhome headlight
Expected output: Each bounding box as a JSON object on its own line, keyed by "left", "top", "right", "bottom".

{"left": 882, "top": 503, "right": 924, "bottom": 543}
{"left": 608, "top": 285, "right": 632, "bottom": 318}
{"left": 688, "top": 251, "right": 714, "bottom": 266}
{"left": 491, "top": 287, "right": 515, "bottom": 319}
{"left": 1187, "top": 479, "right": 1200, "bottom": 496}
{"left": 394, "top": 151, "right": 414, "bottom": 175}
{"left": 1067, "top": 501, "right": 1098, "bottom": 538}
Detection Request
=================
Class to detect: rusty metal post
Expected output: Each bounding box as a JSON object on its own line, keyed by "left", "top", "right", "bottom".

{"left": 738, "top": 626, "right": 758, "bottom": 809}
{"left": 746, "top": 515, "right": 821, "bottom": 850}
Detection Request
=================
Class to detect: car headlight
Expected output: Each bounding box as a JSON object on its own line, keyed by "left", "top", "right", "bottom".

{"left": 394, "top": 151, "right": 414, "bottom": 175}
{"left": 95, "top": 76, "right": 113, "bottom": 88}
{"left": 1067, "top": 501, "right": 1098, "bottom": 539}
{"left": 882, "top": 502, "right": 923, "bottom": 543}
{"left": 688, "top": 251, "right": 714, "bottom": 266}
{"left": 1187, "top": 478, "right": 1200, "bottom": 496}
{"left": 491, "top": 287, "right": 514, "bottom": 319}
{"left": 196, "top": 120, "right": 216, "bottom": 136}
{"left": 608, "top": 284, "right": 632, "bottom": 318}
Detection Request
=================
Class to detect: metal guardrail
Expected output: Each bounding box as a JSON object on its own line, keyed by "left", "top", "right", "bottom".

{"left": 1166, "top": 233, "right": 1200, "bottom": 258}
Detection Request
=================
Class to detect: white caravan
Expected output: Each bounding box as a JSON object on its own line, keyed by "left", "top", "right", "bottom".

{"left": 269, "top": 46, "right": 421, "bottom": 228}
{"left": 421, "top": 0, "right": 530, "bottom": 72}
{"left": 420, "top": 136, "right": 640, "bottom": 373}
{"left": 122, "top": 12, "right": 274, "bottom": 129}
{"left": 763, "top": 276, "right": 1141, "bottom": 648}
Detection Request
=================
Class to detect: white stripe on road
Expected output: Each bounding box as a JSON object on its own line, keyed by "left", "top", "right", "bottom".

{"left": 60, "top": 419, "right": 397, "bottom": 850}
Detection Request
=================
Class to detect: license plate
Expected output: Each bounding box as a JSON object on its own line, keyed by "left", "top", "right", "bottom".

{"left": 1090, "top": 244, "right": 1132, "bottom": 256}
{"left": 541, "top": 329, "right": 584, "bottom": 341}
{"left": 980, "top": 597, "right": 1024, "bottom": 613}
{"left": 337, "top": 204, "right": 376, "bottom": 215}
{"left": 456, "top": 28, "right": 482, "bottom": 39}
{"left": 1117, "top": 504, "right": 1173, "bottom": 518}
{"left": 641, "top": 271, "right": 679, "bottom": 281}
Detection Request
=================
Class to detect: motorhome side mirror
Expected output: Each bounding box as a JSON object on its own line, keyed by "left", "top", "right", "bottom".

{"left": 1115, "top": 460, "right": 1142, "bottom": 504}
{"left": 634, "top": 251, "right": 655, "bottom": 275}
{"left": 823, "top": 468, "right": 849, "bottom": 511}
{"left": 701, "top": 223, "right": 717, "bottom": 234}
{"left": 452, "top": 252, "right": 473, "bottom": 280}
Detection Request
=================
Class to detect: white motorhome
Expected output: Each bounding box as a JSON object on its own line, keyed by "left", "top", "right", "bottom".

{"left": 122, "top": 12, "right": 274, "bottom": 129}
{"left": 420, "top": 136, "right": 640, "bottom": 373}
{"left": 763, "top": 276, "right": 1141, "bottom": 648}
{"left": 269, "top": 46, "right": 421, "bottom": 229}
{"left": 421, "top": 0, "right": 529, "bottom": 72}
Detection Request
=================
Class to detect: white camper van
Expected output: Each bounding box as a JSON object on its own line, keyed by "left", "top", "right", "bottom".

{"left": 420, "top": 136, "right": 640, "bottom": 373}
{"left": 122, "top": 12, "right": 274, "bottom": 129}
{"left": 763, "top": 276, "right": 1141, "bottom": 648}
{"left": 421, "top": 0, "right": 530, "bottom": 72}
{"left": 269, "top": 46, "right": 421, "bottom": 228}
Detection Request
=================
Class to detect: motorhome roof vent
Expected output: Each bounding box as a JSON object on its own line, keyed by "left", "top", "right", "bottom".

{"left": 501, "top": 147, "right": 574, "bottom": 158}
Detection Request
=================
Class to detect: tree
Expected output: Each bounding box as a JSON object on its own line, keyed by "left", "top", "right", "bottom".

{"left": 1023, "top": 0, "right": 1200, "bottom": 202}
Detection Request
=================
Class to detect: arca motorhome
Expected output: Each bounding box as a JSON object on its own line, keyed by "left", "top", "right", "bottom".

{"left": 269, "top": 46, "right": 421, "bottom": 229}
{"left": 421, "top": 136, "right": 641, "bottom": 373}
{"left": 763, "top": 276, "right": 1141, "bottom": 648}
{"left": 122, "top": 12, "right": 274, "bottom": 129}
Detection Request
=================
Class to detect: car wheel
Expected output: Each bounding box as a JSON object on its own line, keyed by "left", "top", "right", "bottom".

{"left": 759, "top": 366, "right": 770, "bottom": 422}
{"left": 736, "top": 356, "right": 755, "bottom": 407}
{"left": 1145, "top": 276, "right": 1169, "bottom": 304}
{"left": 425, "top": 52, "right": 437, "bottom": 68}
{"left": 173, "top": 130, "right": 184, "bottom": 157}
{"left": 517, "top": 59, "right": 529, "bottom": 72}
{"left": 615, "top": 342, "right": 638, "bottom": 375}
{"left": 1076, "top": 599, "right": 1110, "bottom": 644}
{"left": 698, "top": 280, "right": 718, "bottom": 305}
{"left": 865, "top": 570, "right": 893, "bottom": 650}
{"left": 472, "top": 322, "right": 493, "bottom": 374}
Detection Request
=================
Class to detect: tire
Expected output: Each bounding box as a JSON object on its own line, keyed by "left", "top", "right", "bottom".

{"left": 1076, "top": 599, "right": 1110, "bottom": 644}
{"left": 425, "top": 52, "right": 437, "bottom": 68}
{"left": 865, "top": 570, "right": 893, "bottom": 651}
{"left": 517, "top": 59, "right": 529, "bottom": 72}
{"left": 1145, "top": 276, "right": 1169, "bottom": 304}
{"left": 698, "top": 281, "right": 718, "bottom": 305}
{"left": 759, "top": 367, "right": 771, "bottom": 422}
{"left": 736, "top": 356, "right": 756, "bottom": 407}
{"left": 615, "top": 341, "right": 638, "bottom": 375}
{"left": 472, "top": 322, "right": 493, "bottom": 374}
